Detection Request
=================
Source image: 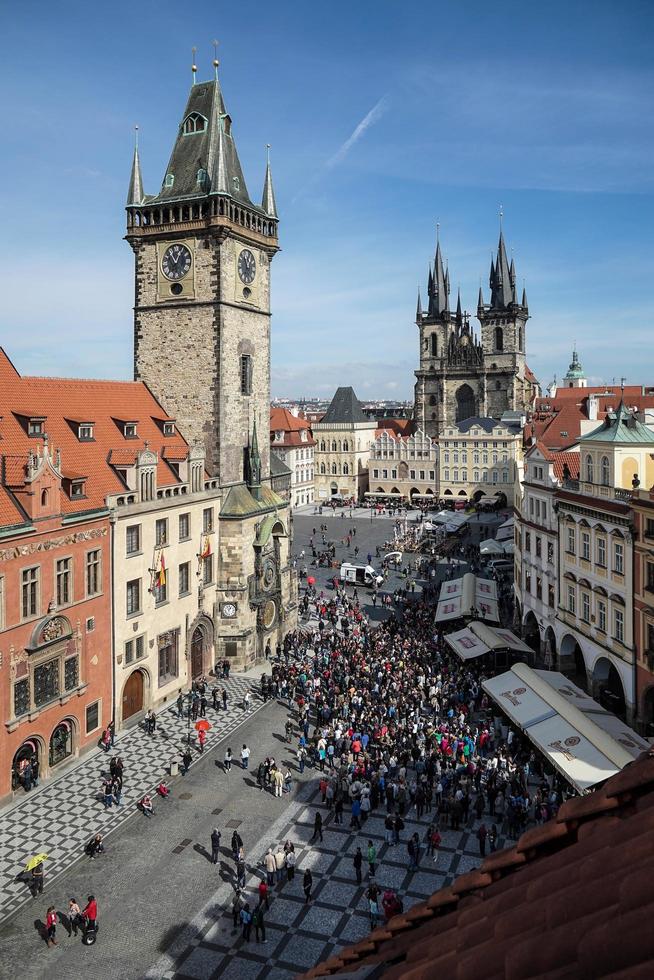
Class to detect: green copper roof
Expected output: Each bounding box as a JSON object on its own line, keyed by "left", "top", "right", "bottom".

{"left": 220, "top": 482, "right": 286, "bottom": 519}
{"left": 564, "top": 348, "right": 585, "bottom": 380}
{"left": 255, "top": 514, "right": 287, "bottom": 548}
{"left": 583, "top": 402, "right": 654, "bottom": 444}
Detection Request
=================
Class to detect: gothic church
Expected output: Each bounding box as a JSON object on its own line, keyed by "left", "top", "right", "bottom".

{"left": 414, "top": 230, "right": 539, "bottom": 438}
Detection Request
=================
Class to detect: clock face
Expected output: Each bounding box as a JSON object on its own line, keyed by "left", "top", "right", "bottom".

{"left": 263, "top": 599, "right": 276, "bottom": 630}
{"left": 162, "top": 243, "right": 192, "bottom": 281}
{"left": 222, "top": 602, "right": 237, "bottom": 619}
{"left": 238, "top": 248, "right": 256, "bottom": 285}
{"left": 262, "top": 557, "right": 276, "bottom": 591}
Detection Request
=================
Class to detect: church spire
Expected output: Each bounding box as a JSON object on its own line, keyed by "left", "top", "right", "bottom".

{"left": 127, "top": 128, "right": 144, "bottom": 206}
{"left": 247, "top": 418, "right": 262, "bottom": 499}
{"left": 477, "top": 285, "right": 484, "bottom": 314}
{"left": 261, "top": 144, "right": 278, "bottom": 218}
{"left": 416, "top": 288, "right": 423, "bottom": 323}
{"left": 455, "top": 288, "right": 463, "bottom": 326}
{"left": 429, "top": 237, "right": 449, "bottom": 318}
{"left": 491, "top": 229, "right": 515, "bottom": 309}
{"left": 521, "top": 285, "right": 528, "bottom": 311}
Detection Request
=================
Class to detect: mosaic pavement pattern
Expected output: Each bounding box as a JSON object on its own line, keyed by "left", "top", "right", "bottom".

{"left": 163, "top": 788, "right": 515, "bottom": 980}
{"left": 0, "top": 675, "right": 263, "bottom": 923}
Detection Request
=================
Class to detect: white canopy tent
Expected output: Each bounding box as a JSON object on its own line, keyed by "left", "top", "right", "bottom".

{"left": 495, "top": 516, "right": 515, "bottom": 543}
{"left": 480, "top": 539, "right": 505, "bottom": 556}
{"left": 445, "top": 622, "right": 532, "bottom": 660}
{"left": 483, "top": 663, "right": 650, "bottom": 792}
{"left": 435, "top": 574, "right": 500, "bottom": 623}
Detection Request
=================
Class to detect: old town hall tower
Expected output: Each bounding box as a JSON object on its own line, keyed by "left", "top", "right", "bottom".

{"left": 414, "top": 228, "right": 538, "bottom": 438}
{"left": 126, "top": 63, "right": 278, "bottom": 482}
{"left": 125, "top": 59, "right": 295, "bottom": 667}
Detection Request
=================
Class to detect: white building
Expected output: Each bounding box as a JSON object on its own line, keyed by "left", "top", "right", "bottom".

{"left": 368, "top": 428, "right": 437, "bottom": 505}
{"left": 440, "top": 415, "right": 524, "bottom": 507}
{"left": 270, "top": 408, "right": 315, "bottom": 508}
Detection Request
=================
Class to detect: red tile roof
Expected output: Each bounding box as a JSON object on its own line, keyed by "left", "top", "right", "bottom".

{"left": 270, "top": 407, "right": 316, "bottom": 447}
{"left": 0, "top": 484, "right": 26, "bottom": 527}
{"left": 376, "top": 418, "right": 414, "bottom": 436}
{"left": 0, "top": 347, "right": 190, "bottom": 521}
{"left": 301, "top": 749, "right": 654, "bottom": 980}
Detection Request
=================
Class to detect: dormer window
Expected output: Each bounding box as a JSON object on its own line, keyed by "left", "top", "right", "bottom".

{"left": 165, "top": 174, "right": 175, "bottom": 188}
{"left": 78, "top": 424, "right": 94, "bottom": 441}
{"left": 232, "top": 176, "right": 240, "bottom": 192}
{"left": 28, "top": 418, "right": 44, "bottom": 437}
{"left": 196, "top": 168, "right": 209, "bottom": 189}
{"left": 124, "top": 423, "right": 137, "bottom": 439}
{"left": 163, "top": 422, "right": 175, "bottom": 436}
{"left": 183, "top": 113, "right": 206, "bottom": 135}
{"left": 70, "top": 479, "right": 86, "bottom": 498}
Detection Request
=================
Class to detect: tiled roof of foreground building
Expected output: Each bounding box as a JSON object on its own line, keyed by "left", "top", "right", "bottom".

{"left": 299, "top": 749, "right": 654, "bottom": 980}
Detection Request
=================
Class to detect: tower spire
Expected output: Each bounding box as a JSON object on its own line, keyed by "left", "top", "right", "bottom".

{"left": 127, "top": 126, "right": 144, "bottom": 206}
{"left": 429, "top": 232, "right": 448, "bottom": 317}
{"left": 247, "top": 418, "right": 262, "bottom": 499}
{"left": 416, "top": 288, "right": 423, "bottom": 322}
{"left": 261, "top": 143, "right": 278, "bottom": 218}
{"left": 455, "top": 288, "right": 463, "bottom": 326}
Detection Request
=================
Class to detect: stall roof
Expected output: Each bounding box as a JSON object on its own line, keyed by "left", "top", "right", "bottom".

{"left": 483, "top": 664, "right": 650, "bottom": 792}
{"left": 436, "top": 574, "right": 499, "bottom": 623}
{"left": 445, "top": 622, "right": 532, "bottom": 660}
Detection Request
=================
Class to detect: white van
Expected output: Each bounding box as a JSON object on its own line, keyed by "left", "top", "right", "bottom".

{"left": 340, "top": 563, "right": 384, "bottom": 588}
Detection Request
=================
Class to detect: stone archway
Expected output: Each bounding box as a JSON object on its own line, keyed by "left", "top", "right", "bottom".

{"left": 122, "top": 668, "right": 147, "bottom": 722}
{"left": 523, "top": 611, "right": 540, "bottom": 657}
{"left": 49, "top": 717, "right": 77, "bottom": 769}
{"left": 189, "top": 617, "right": 215, "bottom": 680}
{"left": 11, "top": 735, "right": 46, "bottom": 792}
{"left": 560, "top": 633, "right": 587, "bottom": 692}
{"left": 593, "top": 657, "right": 626, "bottom": 719}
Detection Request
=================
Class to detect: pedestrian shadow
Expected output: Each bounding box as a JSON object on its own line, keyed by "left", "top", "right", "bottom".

{"left": 243, "top": 778, "right": 257, "bottom": 789}
{"left": 193, "top": 843, "right": 213, "bottom": 863}
{"left": 33, "top": 919, "right": 48, "bottom": 946}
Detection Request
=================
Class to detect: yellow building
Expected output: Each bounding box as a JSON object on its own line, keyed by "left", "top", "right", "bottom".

{"left": 440, "top": 416, "right": 523, "bottom": 508}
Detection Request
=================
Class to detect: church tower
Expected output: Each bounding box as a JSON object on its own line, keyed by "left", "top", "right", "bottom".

{"left": 126, "top": 62, "right": 279, "bottom": 482}
{"left": 477, "top": 229, "right": 530, "bottom": 417}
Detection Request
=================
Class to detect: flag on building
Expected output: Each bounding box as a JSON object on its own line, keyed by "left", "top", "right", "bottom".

{"left": 200, "top": 534, "right": 212, "bottom": 559}
{"left": 157, "top": 551, "right": 166, "bottom": 587}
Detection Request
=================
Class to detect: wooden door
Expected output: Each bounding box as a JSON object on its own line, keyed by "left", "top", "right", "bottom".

{"left": 191, "top": 629, "right": 204, "bottom": 679}
{"left": 122, "top": 670, "right": 144, "bottom": 720}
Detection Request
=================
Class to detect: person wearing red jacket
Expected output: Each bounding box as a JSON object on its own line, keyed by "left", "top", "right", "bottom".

{"left": 83, "top": 895, "right": 98, "bottom": 933}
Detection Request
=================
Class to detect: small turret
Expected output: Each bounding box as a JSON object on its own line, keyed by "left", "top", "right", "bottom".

{"left": 127, "top": 137, "right": 145, "bottom": 207}
{"left": 261, "top": 144, "right": 278, "bottom": 218}
{"left": 416, "top": 289, "right": 423, "bottom": 323}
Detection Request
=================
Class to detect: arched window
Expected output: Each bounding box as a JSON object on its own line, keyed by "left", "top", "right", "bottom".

{"left": 430, "top": 334, "right": 438, "bottom": 357}
{"left": 343, "top": 440, "right": 349, "bottom": 452}
{"left": 585, "top": 454, "right": 594, "bottom": 484}
{"left": 320, "top": 463, "right": 326, "bottom": 474}
{"left": 518, "top": 326, "right": 523, "bottom": 350}
{"left": 331, "top": 463, "right": 337, "bottom": 475}
{"left": 183, "top": 112, "right": 206, "bottom": 135}
{"left": 429, "top": 394, "right": 437, "bottom": 406}
{"left": 41, "top": 489, "right": 49, "bottom": 507}
{"left": 495, "top": 380, "right": 501, "bottom": 390}
{"left": 495, "top": 327, "right": 504, "bottom": 351}
{"left": 331, "top": 440, "right": 337, "bottom": 452}
{"left": 343, "top": 463, "right": 349, "bottom": 475}
{"left": 601, "top": 456, "right": 610, "bottom": 486}
{"left": 319, "top": 440, "right": 325, "bottom": 452}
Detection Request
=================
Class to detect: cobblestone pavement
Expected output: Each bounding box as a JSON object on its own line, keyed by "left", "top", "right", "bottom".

{"left": 0, "top": 672, "right": 264, "bottom": 924}
{"left": 149, "top": 779, "right": 516, "bottom": 980}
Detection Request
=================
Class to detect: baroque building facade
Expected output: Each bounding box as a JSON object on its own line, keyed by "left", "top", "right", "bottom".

{"left": 270, "top": 407, "right": 315, "bottom": 508}
{"left": 414, "top": 230, "right": 539, "bottom": 439}
{"left": 125, "top": 63, "right": 296, "bottom": 667}
{"left": 368, "top": 429, "right": 437, "bottom": 505}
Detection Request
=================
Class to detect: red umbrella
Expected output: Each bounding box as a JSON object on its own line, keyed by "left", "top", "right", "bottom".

{"left": 307, "top": 576, "right": 316, "bottom": 586}
{"left": 195, "top": 719, "right": 212, "bottom": 732}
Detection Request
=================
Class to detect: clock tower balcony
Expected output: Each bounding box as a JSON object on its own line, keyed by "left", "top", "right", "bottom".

{"left": 126, "top": 195, "right": 278, "bottom": 252}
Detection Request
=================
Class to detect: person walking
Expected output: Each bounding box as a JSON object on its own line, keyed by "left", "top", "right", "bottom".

{"left": 264, "top": 848, "right": 276, "bottom": 887}
{"left": 232, "top": 889, "right": 244, "bottom": 932}
{"left": 222, "top": 688, "right": 228, "bottom": 711}
{"left": 68, "top": 899, "right": 83, "bottom": 937}
{"left": 82, "top": 895, "right": 98, "bottom": 935}
{"left": 244, "top": 691, "right": 252, "bottom": 713}
{"left": 257, "top": 879, "right": 270, "bottom": 911}
{"left": 286, "top": 848, "right": 296, "bottom": 881}
{"left": 477, "top": 822, "right": 488, "bottom": 857}
{"left": 310, "top": 811, "right": 323, "bottom": 843}
{"left": 408, "top": 832, "right": 421, "bottom": 871}
{"left": 236, "top": 855, "right": 246, "bottom": 889}
{"left": 353, "top": 846, "right": 363, "bottom": 885}
{"left": 31, "top": 862, "right": 44, "bottom": 898}
{"left": 303, "top": 868, "right": 313, "bottom": 904}
{"left": 253, "top": 903, "right": 267, "bottom": 943}
{"left": 240, "top": 903, "right": 252, "bottom": 942}
{"left": 198, "top": 728, "right": 207, "bottom": 754}
{"left": 211, "top": 828, "right": 221, "bottom": 865}
{"left": 181, "top": 747, "right": 193, "bottom": 775}
{"left": 274, "top": 846, "right": 285, "bottom": 883}
{"left": 241, "top": 744, "right": 250, "bottom": 770}
{"left": 273, "top": 767, "right": 284, "bottom": 798}
{"left": 224, "top": 747, "right": 233, "bottom": 772}
{"left": 367, "top": 841, "right": 377, "bottom": 878}
{"left": 46, "top": 906, "right": 58, "bottom": 947}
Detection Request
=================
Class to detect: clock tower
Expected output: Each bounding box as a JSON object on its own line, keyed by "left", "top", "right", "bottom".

{"left": 126, "top": 64, "right": 279, "bottom": 483}
{"left": 125, "top": 59, "right": 296, "bottom": 668}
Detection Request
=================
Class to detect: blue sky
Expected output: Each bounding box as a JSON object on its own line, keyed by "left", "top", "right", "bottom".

{"left": 1, "top": 0, "right": 652, "bottom": 399}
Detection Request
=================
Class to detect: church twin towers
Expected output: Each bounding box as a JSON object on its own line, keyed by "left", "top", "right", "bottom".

{"left": 414, "top": 230, "right": 538, "bottom": 437}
